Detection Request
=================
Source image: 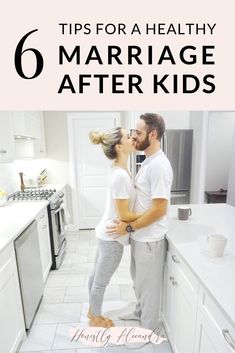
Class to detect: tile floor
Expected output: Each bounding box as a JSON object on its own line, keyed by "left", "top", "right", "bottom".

{"left": 17, "top": 230, "right": 173, "bottom": 353}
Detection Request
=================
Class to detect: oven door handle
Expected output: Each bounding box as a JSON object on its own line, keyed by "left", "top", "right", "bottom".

{"left": 54, "top": 203, "right": 64, "bottom": 215}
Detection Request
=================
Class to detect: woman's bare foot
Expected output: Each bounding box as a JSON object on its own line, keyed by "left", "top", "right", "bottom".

{"left": 88, "top": 307, "right": 114, "bottom": 327}
{"left": 89, "top": 315, "right": 115, "bottom": 328}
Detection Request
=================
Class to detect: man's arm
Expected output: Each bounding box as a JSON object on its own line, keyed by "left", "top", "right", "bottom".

{"left": 115, "top": 199, "right": 142, "bottom": 222}
{"left": 130, "top": 198, "right": 167, "bottom": 230}
{"left": 107, "top": 198, "right": 168, "bottom": 236}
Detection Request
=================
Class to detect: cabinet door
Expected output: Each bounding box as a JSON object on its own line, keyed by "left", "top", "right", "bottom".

{"left": 162, "top": 248, "right": 199, "bottom": 353}
{"left": 195, "top": 289, "right": 235, "bottom": 353}
{"left": 34, "top": 112, "right": 46, "bottom": 158}
{"left": 0, "top": 244, "right": 25, "bottom": 353}
{"left": 0, "top": 112, "right": 15, "bottom": 163}
{"left": 174, "top": 265, "right": 198, "bottom": 353}
{"left": 37, "top": 208, "right": 52, "bottom": 282}
{"left": 196, "top": 314, "right": 226, "bottom": 353}
{"left": 162, "top": 252, "right": 177, "bottom": 346}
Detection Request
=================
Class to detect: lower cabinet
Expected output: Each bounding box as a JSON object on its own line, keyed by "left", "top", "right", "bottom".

{"left": 162, "top": 246, "right": 199, "bottom": 353}
{"left": 194, "top": 288, "right": 235, "bottom": 353}
{"left": 37, "top": 207, "right": 52, "bottom": 282}
{"left": 0, "top": 243, "right": 25, "bottom": 353}
{"left": 162, "top": 244, "right": 235, "bottom": 353}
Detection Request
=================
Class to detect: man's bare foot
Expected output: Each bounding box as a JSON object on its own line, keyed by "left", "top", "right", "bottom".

{"left": 89, "top": 315, "right": 115, "bottom": 328}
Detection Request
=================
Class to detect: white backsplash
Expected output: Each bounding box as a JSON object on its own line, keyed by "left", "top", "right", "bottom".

{"left": 0, "top": 159, "right": 47, "bottom": 195}
{"left": 0, "top": 163, "right": 18, "bottom": 194}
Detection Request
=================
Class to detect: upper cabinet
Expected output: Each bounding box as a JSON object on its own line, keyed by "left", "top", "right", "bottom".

{"left": 12, "top": 111, "right": 46, "bottom": 159}
{"left": 0, "top": 112, "right": 15, "bottom": 163}
{"left": 12, "top": 111, "right": 41, "bottom": 138}
{"left": 33, "top": 113, "right": 46, "bottom": 158}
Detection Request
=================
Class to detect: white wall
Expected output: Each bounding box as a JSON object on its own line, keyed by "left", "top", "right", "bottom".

{"left": 0, "top": 163, "right": 18, "bottom": 195}
{"left": 129, "top": 111, "right": 190, "bottom": 129}
{"left": 190, "top": 112, "right": 208, "bottom": 203}
{"left": 227, "top": 124, "right": 235, "bottom": 206}
{"left": 205, "top": 112, "right": 235, "bottom": 191}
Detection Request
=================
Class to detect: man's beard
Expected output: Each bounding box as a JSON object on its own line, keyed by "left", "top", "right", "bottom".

{"left": 135, "top": 135, "right": 150, "bottom": 151}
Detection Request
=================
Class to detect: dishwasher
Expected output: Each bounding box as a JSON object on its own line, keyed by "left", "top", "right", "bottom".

{"left": 14, "top": 220, "right": 44, "bottom": 330}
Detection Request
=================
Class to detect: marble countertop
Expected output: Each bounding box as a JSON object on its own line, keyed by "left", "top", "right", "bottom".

{"left": 167, "top": 203, "right": 235, "bottom": 326}
{"left": 0, "top": 201, "right": 48, "bottom": 254}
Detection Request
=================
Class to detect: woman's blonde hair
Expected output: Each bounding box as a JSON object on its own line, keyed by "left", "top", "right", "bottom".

{"left": 89, "top": 127, "right": 122, "bottom": 160}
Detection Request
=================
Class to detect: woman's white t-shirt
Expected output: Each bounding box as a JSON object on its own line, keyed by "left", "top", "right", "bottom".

{"left": 95, "top": 167, "right": 135, "bottom": 245}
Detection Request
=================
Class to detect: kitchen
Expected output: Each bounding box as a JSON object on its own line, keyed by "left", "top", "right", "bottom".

{"left": 0, "top": 111, "right": 235, "bottom": 353}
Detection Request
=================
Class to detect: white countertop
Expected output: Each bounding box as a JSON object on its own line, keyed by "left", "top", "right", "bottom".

{"left": 0, "top": 183, "right": 66, "bottom": 253}
{"left": 168, "top": 203, "right": 235, "bottom": 326}
{"left": 0, "top": 201, "right": 48, "bottom": 253}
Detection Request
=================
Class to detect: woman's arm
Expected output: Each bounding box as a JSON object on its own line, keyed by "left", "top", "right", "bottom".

{"left": 114, "top": 199, "right": 142, "bottom": 222}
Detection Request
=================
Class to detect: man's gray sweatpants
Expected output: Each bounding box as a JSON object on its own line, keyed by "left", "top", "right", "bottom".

{"left": 88, "top": 238, "right": 123, "bottom": 316}
{"left": 130, "top": 238, "right": 166, "bottom": 330}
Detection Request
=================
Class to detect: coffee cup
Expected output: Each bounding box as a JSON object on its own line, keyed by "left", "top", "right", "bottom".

{"left": 178, "top": 207, "right": 192, "bottom": 220}
{"left": 207, "top": 234, "right": 228, "bottom": 257}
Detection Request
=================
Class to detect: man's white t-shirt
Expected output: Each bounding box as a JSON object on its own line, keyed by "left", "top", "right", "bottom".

{"left": 131, "top": 149, "right": 173, "bottom": 242}
{"left": 95, "top": 167, "right": 135, "bottom": 244}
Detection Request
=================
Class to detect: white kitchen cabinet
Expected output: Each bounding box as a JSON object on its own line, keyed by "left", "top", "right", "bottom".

{"left": 0, "top": 243, "right": 25, "bottom": 353}
{"left": 162, "top": 249, "right": 176, "bottom": 344}
{"left": 162, "top": 244, "right": 199, "bottom": 353}
{"left": 37, "top": 206, "right": 52, "bottom": 282}
{"left": 12, "top": 111, "right": 46, "bottom": 159}
{"left": 12, "top": 111, "right": 42, "bottom": 139}
{"left": 194, "top": 288, "right": 235, "bottom": 353}
{"left": 33, "top": 112, "right": 46, "bottom": 158}
{"left": 0, "top": 112, "right": 15, "bottom": 163}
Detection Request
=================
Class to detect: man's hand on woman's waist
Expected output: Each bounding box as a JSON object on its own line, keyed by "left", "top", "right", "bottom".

{"left": 106, "top": 219, "right": 128, "bottom": 237}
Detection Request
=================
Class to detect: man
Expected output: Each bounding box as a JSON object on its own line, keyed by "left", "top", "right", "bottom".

{"left": 107, "top": 113, "right": 173, "bottom": 331}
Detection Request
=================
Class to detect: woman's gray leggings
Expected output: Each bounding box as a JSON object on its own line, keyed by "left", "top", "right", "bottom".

{"left": 88, "top": 238, "right": 124, "bottom": 316}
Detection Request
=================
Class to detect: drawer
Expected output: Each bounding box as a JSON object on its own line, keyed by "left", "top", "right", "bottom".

{"left": 200, "top": 289, "right": 235, "bottom": 351}
{"left": 167, "top": 244, "right": 199, "bottom": 291}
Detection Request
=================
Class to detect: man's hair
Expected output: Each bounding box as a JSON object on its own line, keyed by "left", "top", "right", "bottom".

{"left": 140, "top": 113, "right": 165, "bottom": 141}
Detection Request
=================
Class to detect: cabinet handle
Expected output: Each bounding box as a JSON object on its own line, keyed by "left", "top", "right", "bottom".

{"left": 0, "top": 150, "right": 7, "bottom": 154}
{"left": 172, "top": 280, "right": 178, "bottom": 286}
{"left": 42, "top": 224, "right": 47, "bottom": 229}
{"left": 222, "top": 329, "right": 235, "bottom": 351}
{"left": 172, "top": 255, "right": 180, "bottom": 264}
{"left": 169, "top": 276, "right": 174, "bottom": 282}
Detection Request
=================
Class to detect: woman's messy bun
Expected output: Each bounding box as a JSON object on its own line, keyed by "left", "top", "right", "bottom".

{"left": 89, "top": 131, "right": 105, "bottom": 145}
{"left": 89, "top": 127, "right": 122, "bottom": 160}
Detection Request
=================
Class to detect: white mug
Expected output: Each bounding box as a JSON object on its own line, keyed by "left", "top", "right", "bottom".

{"left": 207, "top": 234, "right": 228, "bottom": 257}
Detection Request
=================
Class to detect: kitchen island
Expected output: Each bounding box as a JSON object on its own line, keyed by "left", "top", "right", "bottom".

{"left": 164, "top": 203, "right": 235, "bottom": 353}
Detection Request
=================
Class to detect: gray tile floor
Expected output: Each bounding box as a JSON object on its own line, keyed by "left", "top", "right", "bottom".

{"left": 18, "top": 230, "right": 173, "bottom": 353}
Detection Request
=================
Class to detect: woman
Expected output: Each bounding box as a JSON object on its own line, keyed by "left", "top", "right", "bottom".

{"left": 88, "top": 127, "right": 142, "bottom": 328}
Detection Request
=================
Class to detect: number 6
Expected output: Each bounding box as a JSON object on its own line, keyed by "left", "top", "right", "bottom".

{"left": 14, "top": 29, "right": 44, "bottom": 79}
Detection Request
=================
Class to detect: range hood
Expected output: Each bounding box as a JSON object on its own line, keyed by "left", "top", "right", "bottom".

{"left": 14, "top": 138, "right": 35, "bottom": 159}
